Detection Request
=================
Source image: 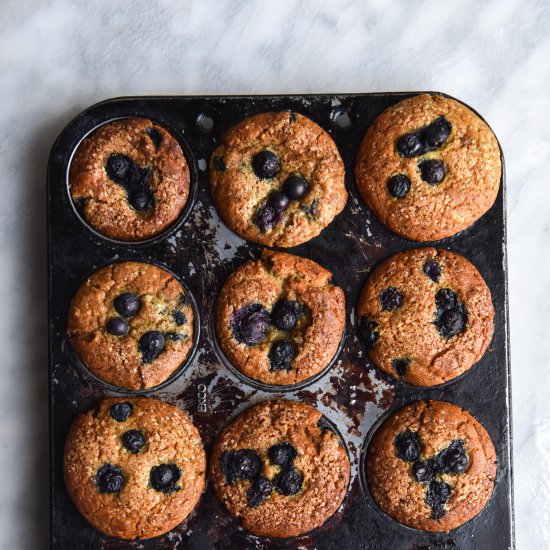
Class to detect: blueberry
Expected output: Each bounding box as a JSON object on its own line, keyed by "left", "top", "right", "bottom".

{"left": 220, "top": 449, "right": 262, "bottom": 484}
{"left": 302, "top": 198, "right": 318, "bottom": 220}
{"left": 379, "top": 287, "right": 403, "bottom": 311}
{"left": 424, "top": 116, "right": 452, "bottom": 149}
{"left": 138, "top": 331, "right": 166, "bottom": 363}
{"left": 110, "top": 402, "right": 133, "bottom": 422}
{"left": 214, "top": 156, "right": 226, "bottom": 172}
{"left": 267, "top": 191, "right": 290, "bottom": 213}
{"left": 397, "top": 133, "right": 423, "bottom": 157}
{"left": 423, "top": 260, "right": 442, "bottom": 283}
{"left": 434, "top": 288, "right": 467, "bottom": 339}
{"left": 419, "top": 159, "right": 447, "bottom": 185}
{"left": 230, "top": 303, "right": 270, "bottom": 345}
{"left": 271, "top": 299, "right": 298, "bottom": 331}
{"left": 387, "top": 174, "right": 411, "bottom": 198}
{"left": 145, "top": 127, "right": 163, "bottom": 149}
{"left": 128, "top": 187, "right": 154, "bottom": 212}
{"left": 359, "top": 318, "right": 380, "bottom": 350}
{"left": 150, "top": 463, "right": 181, "bottom": 493}
{"left": 413, "top": 460, "right": 434, "bottom": 483}
{"left": 95, "top": 464, "right": 124, "bottom": 494}
{"left": 114, "top": 292, "right": 141, "bottom": 318}
{"left": 252, "top": 150, "right": 280, "bottom": 179}
{"left": 122, "top": 429, "right": 146, "bottom": 453}
{"left": 268, "top": 443, "right": 298, "bottom": 469}
{"left": 425, "top": 479, "right": 452, "bottom": 519}
{"left": 283, "top": 175, "right": 308, "bottom": 200}
{"left": 394, "top": 430, "right": 421, "bottom": 462}
{"left": 247, "top": 476, "right": 273, "bottom": 508}
{"left": 268, "top": 340, "right": 295, "bottom": 371}
{"left": 172, "top": 309, "right": 187, "bottom": 326}
{"left": 253, "top": 204, "right": 280, "bottom": 232}
{"left": 106, "top": 317, "right": 128, "bottom": 336}
{"left": 391, "top": 358, "right": 410, "bottom": 378}
{"left": 434, "top": 440, "right": 469, "bottom": 475}
{"left": 274, "top": 468, "right": 303, "bottom": 496}
{"left": 105, "top": 154, "right": 131, "bottom": 183}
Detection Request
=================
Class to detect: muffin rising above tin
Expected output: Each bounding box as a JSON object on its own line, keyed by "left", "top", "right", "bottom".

{"left": 55, "top": 93, "right": 507, "bottom": 547}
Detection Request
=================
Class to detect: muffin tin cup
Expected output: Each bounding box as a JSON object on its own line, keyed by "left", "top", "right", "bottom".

{"left": 65, "top": 114, "right": 199, "bottom": 248}
{"left": 48, "top": 93, "right": 513, "bottom": 550}
{"left": 65, "top": 258, "right": 202, "bottom": 396}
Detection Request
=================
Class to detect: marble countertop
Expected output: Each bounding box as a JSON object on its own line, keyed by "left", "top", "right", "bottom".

{"left": 1, "top": 0, "right": 549, "bottom": 548}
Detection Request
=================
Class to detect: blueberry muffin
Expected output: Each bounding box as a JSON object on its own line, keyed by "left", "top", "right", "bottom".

{"left": 67, "top": 261, "right": 195, "bottom": 390}
{"left": 209, "top": 111, "right": 347, "bottom": 247}
{"left": 210, "top": 400, "right": 350, "bottom": 538}
{"left": 355, "top": 94, "right": 501, "bottom": 241}
{"left": 366, "top": 400, "right": 496, "bottom": 531}
{"left": 69, "top": 118, "right": 190, "bottom": 241}
{"left": 216, "top": 250, "right": 345, "bottom": 386}
{"left": 64, "top": 397, "right": 206, "bottom": 539}
{"left": 357, "top": 248, "right": 493, "bottom": 386}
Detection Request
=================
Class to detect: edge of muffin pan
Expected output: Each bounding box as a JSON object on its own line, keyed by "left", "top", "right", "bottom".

{"left": 66, "top": 257, "right": 202, "bottom": 395}
{"left": 65, "top": 114, "right": 200, "bottom": 248}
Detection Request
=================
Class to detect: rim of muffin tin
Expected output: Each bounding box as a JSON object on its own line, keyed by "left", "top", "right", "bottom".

{"left": 358, "top": 398, "right": 498, "bottom": 536}
{"left": 64, "top": 114, "right": 199, "bottom": 248}
{"left": 211, "top": 398, "right": 353, "bottom": 539}
{"left": 66, "top": 258, "right": 201, "bottom": 396}
{"left": 208, "top": 291, "right": 348, "bottom": 394}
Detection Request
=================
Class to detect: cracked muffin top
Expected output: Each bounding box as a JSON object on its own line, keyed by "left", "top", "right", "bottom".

{"left": 67, "top": 261, "right": 195, "bottom": 390}
{"left": 209, "top": 111, "right": 347, "bottom": 247}
{"left": 357, "top": 247, "right": 493, "bottom": 386}
{"left": 69, "top": 118, "right": 190, "bottom": 241}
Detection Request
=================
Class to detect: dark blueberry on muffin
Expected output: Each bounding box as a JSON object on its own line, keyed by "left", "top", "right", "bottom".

{"left": 150, "top": 463, "right": 181, "bottom": 493}
{"left": 387, "top": 174, "right": 411, "bottom": 198}
{"left": 419, "top": 159, "right": 447, "bottom": 185}
{"left": 247, "top": 476, "right": 273, "bottom": 508}
{"left": 379, "top": 287, "right": 403, "bottom": 311}
{"left": 252, "top": 150, "right": 280, "bottom": 179}
{"left": 114, "top": 292, "right": 141, "bottom": 318}
{"left": 269, "top": 340, "right": 295, "bottom": 371}
{"left": 394, "top": 430, "right": 421, "bottom": 462}
{"left": 138, "top": 331, "right": 166, "bottom": 363}
{"left": 283, "top": 175, "right": 308, "bottom": 200}
{"left": 230, "top": 303, "right": 270, "bottom": 345}
{"left": 110, "top": 402, "right": 133, "bottom": 422}
{"left": 96, "top": 464, "right": 125, "bottom": 494}
{"left": 220, "top": 449, "right": 262, "bottom": 484}
{"left": 274, "top": 468, "right": 303, "bottom": 496}
{"left": 106, "top": 317, "right": 128, "bottom": 336}
{"left": 268, "top": 442, "right": 298, "bottom": 469}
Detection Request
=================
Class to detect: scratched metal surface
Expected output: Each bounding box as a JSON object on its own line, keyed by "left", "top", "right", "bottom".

{"left": 48, "top": 93, "right": 513, "bottom": 550}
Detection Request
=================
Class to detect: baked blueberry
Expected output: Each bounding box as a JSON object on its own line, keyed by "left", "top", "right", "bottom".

{"left": 122, "top": 429, "right": 146, "bottom": 454}
{"left": 172, "top": 309, "right": 187, "bottom": 326}
{"left": 423, "top": 260, "right": 442, "bottom": 283}
{"left": 360, "top": 318, "right": 380, "bottom": 350}
{"left": 267, "top": 191, "right": 290, "bottom": 213}
{"left": 105, "top": 154, "right": 131, "bottom": 183}
{"left": 138, "top": 330, "right": 166, "bottom": 363}
{"left": 96, "top": 463, "right": 125, "bottom": 494}
{"left": 394, "top": 430, "right": 421, "bottom": 462}
{"left": 214, "top": 155, "right": 226, "bottom": 172}
{"left": 268, "top": 442, "right": 297, "bottom": 469}
{"left": 435, "top": 288, "right": 457, "bottom": 311}
{"left": 379, "top": 287, "right": 403, "bottom": 311}
{"left": 114, "top": 292, "right": 141, "bottom": 318}
{"left": 397, "top": 133, "right": 423, "bottom": 157}
{"left": 283, "top": 175, "right": 308, "bottom": 200}
{"left": 434, "top": 440, "right": 469, "bottom": 474}
{"left": 230, "top": 303, "right": 270, "bottom": 345}
{"left": 391, "top": 358, "right": 410, "bottom": 378}
{"left": 274, "top": 468, "right": 303, "bottom": 496}
{"left": 150, "top": 463, "right": 181, "bottom": 493}
{"left": 106, "top": 317, "right": 128, "bottom": 336}
{"left": 424, "top": 116, "right": 452, "bottom": 149}
{"left": 268, "top": 340, "right": 295, "bottom": 371}
{"left": 425, "top": 479, "right": 452, "bottom": 519}
{"left": 434, "top": 288, "right": 467, "bottom": 339}
{"left": 220, "top": 449, "right": 262, "bottom": 484}
{"left": 128, "top": 186, "right": 154, "bottom": 212}
{"left": 387, "top": 174, "right": 411, "bottom": 198}
{"left": 271, "top": 299, "right": 298, "bottom": 331}
{"left": 253, "top": 204, "right": 280, "bottom": 231}
{"left": 252, "top": 150, "right": 280, "bottom": 179}
{"left": 144, "top": 127, "right": 162, "bottom": 149}
{"left": 247, "top": 476, "right": 273, "bottom": 508}
{"left": 302, "top": 198, "right": 318, "bottom": 219}
{"left": 413, "top": 460, "right": 435, "bottom": 483}
{"left": 110, "top": 402, "right": 133, "bottom": 422}
{"left": 419, "top": 159, "right": 447, "bottom": 185}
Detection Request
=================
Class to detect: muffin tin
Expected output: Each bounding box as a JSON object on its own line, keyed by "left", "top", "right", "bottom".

{"left": 48, "top": 93, "right": 514, "bottom": 549}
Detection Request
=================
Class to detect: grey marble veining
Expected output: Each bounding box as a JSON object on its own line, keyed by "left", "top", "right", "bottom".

{"left": 1, "top": 0, "right": 549, "bottom": 548}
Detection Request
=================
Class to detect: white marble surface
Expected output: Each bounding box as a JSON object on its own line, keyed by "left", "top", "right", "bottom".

{"left": 1, "top": 0, "right": 549, "bottom": 548}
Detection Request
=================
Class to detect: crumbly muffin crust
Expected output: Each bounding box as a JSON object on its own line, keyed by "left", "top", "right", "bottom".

{"left": 209, "top": 111, "right": 347, "bottom": 247}
{"left": 64, "top": 397, "right": 206, "bottom": 540}
{"left": 355, "top": 94, "right": 501, "bottom": 241}
{"left": 210, "top": 400, "right": 350, "bottom": 538}
{"left": 366, "top": 400, "right": 496, "bottom": 531}
{"left": 357, "top": 248, "right": 493, "bottom": 386}
{"left": 216, "top": 250, "right": 346, "bottom": 386}
{"left": 67, "top": 261, "right": 195, "bottom": 390}
{"left": 69, "top": 118, "right": 190, "bottom": 241}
